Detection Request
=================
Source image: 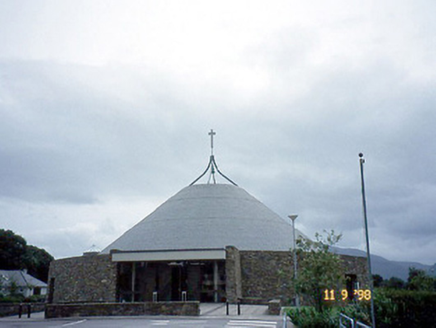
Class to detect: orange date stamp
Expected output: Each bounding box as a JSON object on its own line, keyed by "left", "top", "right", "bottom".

{"left": 323, "top": 289, "right": 371, "bottom": 301}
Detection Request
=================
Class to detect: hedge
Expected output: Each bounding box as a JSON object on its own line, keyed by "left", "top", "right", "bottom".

{"left": 374, "top": 289, "right": 436, "bottom": 328}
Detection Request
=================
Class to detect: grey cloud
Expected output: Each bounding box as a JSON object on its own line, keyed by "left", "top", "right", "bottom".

{"left": 1, "top": 19, "right": 435, "bottom": 265}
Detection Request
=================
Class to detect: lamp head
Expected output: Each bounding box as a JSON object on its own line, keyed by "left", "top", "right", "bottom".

{"left": 288, "top": 214, "right": 298, "bottom": 222}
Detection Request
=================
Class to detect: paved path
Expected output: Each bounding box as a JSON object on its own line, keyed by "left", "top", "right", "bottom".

{"left": 0, "top": 304, "right": 295, "bottom": 328}
{"left": 0, "top": 317, "right": 288, "bottom": 328}
{"left": 201, "top": 303, "right": 270, "bottom": 317}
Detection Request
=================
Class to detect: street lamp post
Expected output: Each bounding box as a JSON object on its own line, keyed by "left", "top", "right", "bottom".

{"left": 359, "top": 153, "right": 376, "bottom": 328}
{"left": 288, "top": 214, "right": 299, "bottom": 308}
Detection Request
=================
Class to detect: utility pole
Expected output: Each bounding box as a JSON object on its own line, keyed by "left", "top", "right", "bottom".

{"left": 288, "top": 214, "right": 300, "bottom": 308}
{"left": 359, "top": 153, "right": 376, "bottom": 328}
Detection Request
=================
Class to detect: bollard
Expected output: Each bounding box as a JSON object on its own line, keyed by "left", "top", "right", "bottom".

{"left": 27, "top": 304, "right": 31, "bottom": 318}
{"left": 181, "top": 291, "right": 187, "bottom": 302}
{"left": 237, "top": 299, "right": 241, "bottom": 315}
{"left": 18, "top": 304, "right": 22, "bottom": 318}
{"left": 283, "top": 312, "right": 287, "bottom": 328}
{"left": 226, "top": 301, "right": 229, "bottom": 315}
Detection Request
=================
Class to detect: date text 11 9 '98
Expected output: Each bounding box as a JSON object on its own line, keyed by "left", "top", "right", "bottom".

{"left": 323, "top": 289, "right": 371, "bottom": 301}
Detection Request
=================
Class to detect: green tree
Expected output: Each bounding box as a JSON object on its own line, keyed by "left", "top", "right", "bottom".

{"left": 0, "top": 229, "right": 54, "bottom": 282}
{"left": 382, "top": 276, "right": 406, "bottom": 289}
{"left": 373, "top": 274, "right": 384, "bottom": 288}
{"left": 407, "top": 267, "right": 435, "bottom": 291}
{"left": 0, "top": 229, "right": 27, "bottom": 269}
{"left": 24, "top": 245, "right": 54, "bottom": 283}
{"left": 294, "top": 230, "right": 345, "bottom": 312}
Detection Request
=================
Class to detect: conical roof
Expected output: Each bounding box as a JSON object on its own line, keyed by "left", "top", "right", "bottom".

{"left": 102, "top": 183, "right": 302, "bottom": 253}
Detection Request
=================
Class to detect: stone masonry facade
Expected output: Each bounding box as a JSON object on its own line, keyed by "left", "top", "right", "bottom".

{"left": 239, "top": 250, "right": 295, "bottom": 303}
{"left": 225, "top": 247, "right": 295, "bottom": 303}
{"left": 226, "top": 247, "right": 368, "bottom": 304}
{"left": 225, "top": 246, "right": 242, "bottom": 302}
{"left": 49, "top": 248, "right": 367, "bottom": 307}
{"left": 48, "top": 254, "right": 117, "bottom": 303}
{"left": 340, "top": 254, "right": 370, "bottom": 286}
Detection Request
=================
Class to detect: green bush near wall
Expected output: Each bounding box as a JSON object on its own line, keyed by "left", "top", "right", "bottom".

{"left": 286, "top": 306, "right": 369, "bottom": 328}
{"left": 374, "top": 289, "right": 436, "bottom": 328}
{"left": 0, "top": 294, "right": 46, "bottom": 303}
{"left": 287, "top": 289, "right": 436, "bottom": 328}
{"left": 287, "top": 307, "right": 337, "bottom": 328}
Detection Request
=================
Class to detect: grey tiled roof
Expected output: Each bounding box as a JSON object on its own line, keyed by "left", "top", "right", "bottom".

{"left": 0, "top": 270, "right": 47, "bottom": 287}
{"left": 102, "top": 184, "right": 302, "bottom": 253}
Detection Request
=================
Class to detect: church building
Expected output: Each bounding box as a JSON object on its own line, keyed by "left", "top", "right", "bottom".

{"left": 47, "top": 131, "right": 367, "bottom": 306}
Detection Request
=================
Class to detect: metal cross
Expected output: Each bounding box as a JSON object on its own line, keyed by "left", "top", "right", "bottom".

{"left": 208, "top": 129, "right": 216, "bottom": 155}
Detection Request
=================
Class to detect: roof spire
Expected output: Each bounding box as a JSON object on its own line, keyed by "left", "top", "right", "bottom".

{"left": 189, "top": 130, "right": 238, "bottom": 186}
{"left": 209, "top": 129, "right": 216, "bottom": 155}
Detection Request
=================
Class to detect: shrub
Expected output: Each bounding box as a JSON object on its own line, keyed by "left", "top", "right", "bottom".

{"left": 287, "top": 290, "right": 436, "bottom": 328}
{"left": 287, "top": 307, "right": 337, "bottom": 328}
{"left": 0, "top": 294, "right": 26, "bottom": 303}
{"left": 374, "top": 289, "right": 436, "bottom": 328}
{"left": 339, "top": 303, "right": 371, "bottom": 326}
{"left": 0, "top": 294, "right": 45, "bottom": 303}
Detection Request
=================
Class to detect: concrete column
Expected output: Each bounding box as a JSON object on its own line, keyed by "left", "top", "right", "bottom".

{"left": 131, "top": 262, "right": 136, "bottom": 302}
{"left": 213, "top": 261, "right": 219, "bottom": 302}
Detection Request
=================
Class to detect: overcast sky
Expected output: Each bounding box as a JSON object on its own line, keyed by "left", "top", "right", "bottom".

{"left": 1, "top": 1, "right": 435, "bottom": 265}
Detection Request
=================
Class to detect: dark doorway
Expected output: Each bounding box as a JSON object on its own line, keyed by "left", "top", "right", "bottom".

{"left": 116, "top": 261, "right": 225, "bottom": 302}
{"left": 171, "top": 266, "right": 181, "bottom": 301}
{"left": 345, "top": 274, "right": 357, "bottom": 301}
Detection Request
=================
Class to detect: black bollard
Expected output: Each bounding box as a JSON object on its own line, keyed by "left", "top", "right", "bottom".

{"left": 237, "top": 299, "right": 241, "bottom": 315}
{"left": 226, "top": 301, "right": 229, "bottom": 315}
{"left": 27, "top": 304, "right": 31, "bottom": 318}
{"left": 18, "top": 304, "right": 22, "bottom": 318}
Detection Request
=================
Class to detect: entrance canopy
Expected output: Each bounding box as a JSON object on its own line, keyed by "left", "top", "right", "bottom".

{"left": 111, "top": 249, "right": 226, "bottom": 262}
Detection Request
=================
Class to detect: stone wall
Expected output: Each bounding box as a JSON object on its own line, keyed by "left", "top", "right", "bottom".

{"left": 144, "top": 301, "right": 199, "bottom": 315}
{"left": 239, "top": 250, "right": 294, "bottom": 303}
{"left": 45, "top": 301, "right": 200, "bottom": 318}
{"left": 48, "top": 254, "right": 117, "bottom": 303}
{"left": 225, "top": 246, "right": 242, "bottom": 303}
{"left": 268, "top": 299, "right": 282, "bottom": 315}
{"left": 230, "top": 250, "right": 368, "bottom": 305}
{"left": 48, "top": 249, "right": 368, "bottom": 306}
{"left": 340, "top": 254, "right": 369, "bottom": 286}
{"left": 0, "top": 303, "right": 45, "bottom": 317}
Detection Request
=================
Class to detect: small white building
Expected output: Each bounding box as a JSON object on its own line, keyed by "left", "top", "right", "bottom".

{"left": 0, "top": 270, "right": 47, "bottom": 297}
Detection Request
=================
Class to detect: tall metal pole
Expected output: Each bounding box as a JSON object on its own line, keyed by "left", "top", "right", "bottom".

{"left": 359, "top": 153, "right": 376, "bottom": 328}
{"left": 288, "top": 215, "right": 299, "bottom": 308}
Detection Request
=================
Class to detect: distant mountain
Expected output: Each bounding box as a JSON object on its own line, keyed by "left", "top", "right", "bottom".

{"left": 332, "top": 247, "right": 436, "bottom": 281}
